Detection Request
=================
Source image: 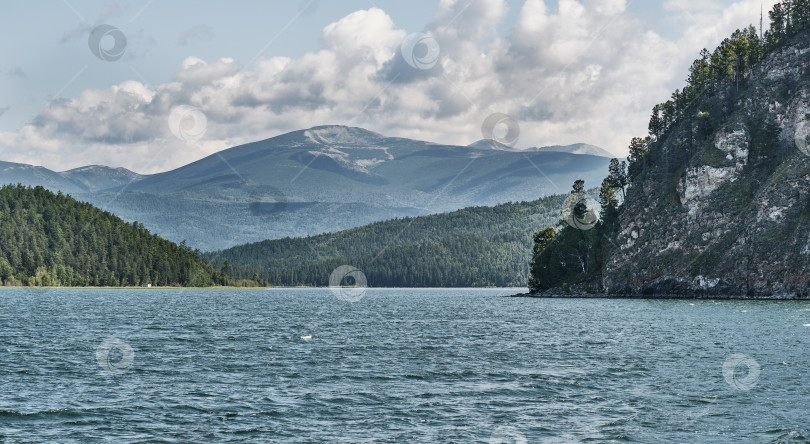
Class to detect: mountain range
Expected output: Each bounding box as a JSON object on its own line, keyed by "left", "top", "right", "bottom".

{"left": 0, "top": 162, "right": 143, "bottom": 194}
{"left": 0, "top": 126, "right": 615, "bottom": 251}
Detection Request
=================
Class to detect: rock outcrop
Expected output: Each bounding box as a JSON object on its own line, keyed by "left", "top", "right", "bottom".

{"left": 603, "top": 33, "right": 810, "bottom": 298}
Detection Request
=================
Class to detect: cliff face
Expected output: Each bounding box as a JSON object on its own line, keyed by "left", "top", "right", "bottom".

{"left": 603, "top": 34, "right": 810, "bottom": 297}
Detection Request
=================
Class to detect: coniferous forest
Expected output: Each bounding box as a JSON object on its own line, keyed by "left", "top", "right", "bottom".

{"left": 0, "top": 184, "right": 226, "bottom": 287}
{"left": 1, "top": 183, "right": 586, "bottom": 289}
{"left": 204, "top": 194, "right": 584, "bottom": 288}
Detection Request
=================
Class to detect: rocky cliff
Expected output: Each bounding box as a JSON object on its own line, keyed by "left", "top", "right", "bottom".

{"left": 603, "top": 33, "right": 810, "bottom": 297}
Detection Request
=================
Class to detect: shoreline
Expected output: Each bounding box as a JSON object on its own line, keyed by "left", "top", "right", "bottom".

{"left": 2, "top": 286, "right": 807, "bottom": 299}
{"left": 509, "top": 291, "right": 810, "bottom": 300}
{"left": 0, "top": 286, "right": 528, "bottom": 291}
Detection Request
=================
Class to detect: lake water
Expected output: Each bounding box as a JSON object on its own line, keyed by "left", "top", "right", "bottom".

{"left": 1, "top": 288, "right": 809, "bottom": 443}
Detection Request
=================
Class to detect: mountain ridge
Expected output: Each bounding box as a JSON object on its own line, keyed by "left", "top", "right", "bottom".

{"left": 0, "top": 125, "right": 616, "bottom": 251}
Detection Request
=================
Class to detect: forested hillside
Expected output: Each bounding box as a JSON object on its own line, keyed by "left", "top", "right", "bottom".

{"left": 205, "top": 192, "right": 593, "bottom": 287}
{"left": 530, "top": 0, "right": 810, "bottom": 296}
{"left": 0, "top": 185, "right": 221, "bottom": 287}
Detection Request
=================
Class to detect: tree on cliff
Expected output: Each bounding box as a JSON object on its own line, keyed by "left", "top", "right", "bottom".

{"left": 607, "top": 159, "right": 628, "bottom": 200}
{"left": 528, "top": 180, "right": 604, "bottom": 292}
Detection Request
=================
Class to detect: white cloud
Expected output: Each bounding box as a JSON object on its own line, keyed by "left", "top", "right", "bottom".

{"left": 0, "top": 0, "right": 777, "bottom": 173}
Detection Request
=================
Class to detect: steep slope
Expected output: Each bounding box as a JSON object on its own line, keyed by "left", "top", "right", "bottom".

{"left": 204, "top": 191, "right": 596, "bottom": 287}
{"left": 602, "top": 21, "right": 810, "bottom": 296}
{"left": 0, "top": 185, "right": 215, "bottom": 287}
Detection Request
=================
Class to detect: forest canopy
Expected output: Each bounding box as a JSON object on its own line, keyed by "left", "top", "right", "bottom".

{"left": 0, "top": 184, "right": 227, "bottom": 287}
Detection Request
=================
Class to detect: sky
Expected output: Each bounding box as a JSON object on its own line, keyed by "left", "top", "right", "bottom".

{"left": 0, "top": 0, "right": 780, "bottom": 174}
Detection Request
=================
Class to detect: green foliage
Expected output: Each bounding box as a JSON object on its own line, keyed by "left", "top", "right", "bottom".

{"left": 599, "top": 177, "right": 619, "bottom": 223}
{"left": 205, "top": 194, "right": 584, "bottom": 288}
{"left": 529, "top": 222, "right": 601, "bottom": 292}
{"left": 748, "top": 117, "right": 785, "bottom": 172}
{"left": 528, "top": 178, "right": 621, "bottom": 292}
{"left": 607, "top": 158, "right": 628, "bottom": 200}
{"left": 0, "top": 257, "right": 13, "bottom": 283}
{"left": 0, "top": 184, "right": 220, "bottom": 287}
{"left": 630, "top": 0, "right": 810, "bottom": 184}
{"left": 696, "top": 145, "right": 733, "bottom": 167}
{"left": 529, "top": 158, "right": 629, "bottom": 292}
{"left": 627, "top": 137, "right": 650, "bottom": 182}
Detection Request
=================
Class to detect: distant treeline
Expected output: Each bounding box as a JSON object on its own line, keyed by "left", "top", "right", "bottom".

{"left": 204, "top": 194, "right": 589, "bottom": 288}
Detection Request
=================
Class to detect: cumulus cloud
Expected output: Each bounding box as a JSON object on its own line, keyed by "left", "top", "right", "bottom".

{"left": 0, "top": 0, "right": 778, "bottom": 173}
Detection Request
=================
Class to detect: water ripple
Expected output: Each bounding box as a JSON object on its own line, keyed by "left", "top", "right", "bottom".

{"left": 1, "top": 289, "right": 810, "bottom": 442}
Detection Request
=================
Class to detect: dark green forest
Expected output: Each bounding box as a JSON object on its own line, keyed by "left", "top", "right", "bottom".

{"left": 529, "top": 0, "right": 810, "bottom": 292}
{"left": 205, "top": 193, "right": 590, "bottom": 287}
{"left": 0, "top": 185, "right": 228, "bottom": 287}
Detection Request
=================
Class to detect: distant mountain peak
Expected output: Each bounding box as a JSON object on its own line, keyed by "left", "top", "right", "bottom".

{"left": 302, "top": 125, "right": 384, "bottom": 146}
{"left": 65, "top": 165, "right": 139, "bottom": 175}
